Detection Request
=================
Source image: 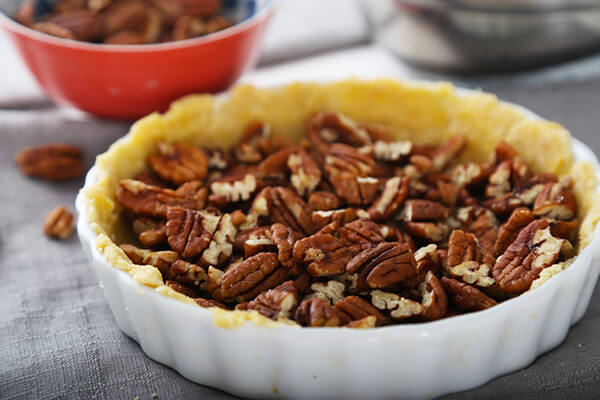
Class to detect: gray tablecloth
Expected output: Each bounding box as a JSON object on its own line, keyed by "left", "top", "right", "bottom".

{"left": 2, "top": 77, "right": 600, "bottom": 400}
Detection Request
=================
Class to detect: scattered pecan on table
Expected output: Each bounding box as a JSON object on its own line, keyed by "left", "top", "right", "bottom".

{"left": 15, "top": 143, "right": 84, "bottom": 181}
{"left": 116, "top": 111, "right": 578, "bottom": 327}
{"left": 15, "top": 0, "right": 232, "bottom": 45}
{"left": 43, "top": 205, "right": 75, "bottom": 240}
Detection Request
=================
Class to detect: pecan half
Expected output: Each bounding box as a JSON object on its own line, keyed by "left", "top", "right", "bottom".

{"left": 334, "top": 295, "right": 389, "bottom": 326}
{"left": 533, "top": 179, "right": 577, "bottom": 221}
{"left": 346, "top": 242, "right": 417, "bottom": 291}
{"left": 121, "top": 244, "right": 178, "bottom": 277}
{"left": 269, "top": 187, "right": 314, "bottom": 235}
{"left": 493, "top": 208, "right": 535, "bottom": 256}
{"left": 168, "top": 259, "right": 208, "bottom": 289}
{"left": 166, "top": 208, "right": 220, "bottom": 260}
{"left": 148, "top": 142, "right": 208, "bottom": 185}
{"left": 493, "top": 219, "right": 564, "bottom": 293}
{"left": 419, "top": 271, "right": 447, "bottom": 321}
{"left": 440, "top": 277, "right": 497, "bottom": 311}
{"left": 221, "top": 253, "right": 289, "bottom": 302}
{"left": 43, "top": 206, "right": 74, "bottom": 240}
{"left": 270, "top": 223, "right": 303, "bottom": 273}
{"left": 294, "top": 297, "right": 351, "bottom": 327}
{"left": 15, "top": 143, "right": 84, "bottom": 181}
{"left": 400, "top": 199, "right": 449, "bottom": 222}
{"left": 117, "top": 179, "right": 205, "bottom": 218}
{"left": 308, "top": 191, "right": 343, "bottom": 211}
{"left": 338, "top": 219, "right": 385, "bottom": 249}
{"left": 237, "top": 281, "right": 299, "bottom": 320}
{"left": 367, "top": 177, "right": 409, "bottom": 221}
{"left": 370, "top": 290, "right": 424, "bottom": 320}
{"left": 293, "top": 233, "right": 358, "bottom": 277}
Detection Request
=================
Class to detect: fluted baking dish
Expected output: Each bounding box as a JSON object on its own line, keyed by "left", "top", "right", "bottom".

{"left": 76, "top": 79, "right": 600, "bottom": 399}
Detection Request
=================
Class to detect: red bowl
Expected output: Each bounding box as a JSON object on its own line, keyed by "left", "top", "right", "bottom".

{"left": 0, "top": 1, "right": 274, "bottom": 119}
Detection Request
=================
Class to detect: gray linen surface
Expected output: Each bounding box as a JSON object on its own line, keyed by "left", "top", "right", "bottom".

{"left": 2, "top": 79, "right": 600, "bottom": 400}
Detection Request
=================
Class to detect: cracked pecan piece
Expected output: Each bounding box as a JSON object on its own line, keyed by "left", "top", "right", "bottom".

{"left": 121, "top": 244, "right": 178, "bottom": 277}
{"left": 533, "top": 179, "right": 577, "bottom": 221}
{"left": 199, "top": 213, "right": 237, "bottom": 268}
{"left": 432, "top": 135, "right": 467, "bottom": 169}
{"left": 236, "top": 281, "right": 299, "bottom": 320}
{"left": 458, "top": 206, "right": 499, "bottom": 254}
{"left": 440, "top": 277, "right": 497, "bottom": 312}
{"left": 367, "top": 177, "right": 409, "bottom": 221}
{"left": 493, "top": 219, "right": 565, "bottom": 294}
{"left": 221, "top": 252, "right": 289, "bottom": 302}
{"left": 312, "top": 208, "right": 370, "bottom": 232}
{"left": 307, "top": 111, "right": 373, "bottom": 151}
{"left": 486, "top": 160, "right": 513, "bottom": 198}
{"left": 166, "top": 280, "right": 200, "bottom": 298}
{"left": 210, "top": 174, "right": 258, "bottom": 203}
{"left": 194, "top": 297, "right": 227, "bottom": 309}
{"left": 288, "top": 151, "right": 322, "bottom": 196}
{"left": 15, "top": 143, "right": 84, "bottom": 181}
{"left": 451, "top": 162, "right": 490, "bottom": 188}
{"left": 270, "top": 223, "right": 303, "bottom": 273}
{"left": 334, "top": 295, "right": 389, "bottom": 326}
{"left": 370, "top": 290, "right": 424, "bottom": 320}
{"left": 306, "top": 281, "right": 346, "bottom": 304}
{"left": 117, "top": 179, "right": 205, "bottom": 218}
{"left": 43, "top": 206, "right": 75, "bottom": 240}
{"left": 346, "top": 242, "right": 418, "bottom": 291}
{"left": 404, "top": 222, "right": 448, "bottom": 243}
{"left": 447, "top": 230, "right": 495, "bottom": 288}
{"left": 293, "top": 233, "right": 358, "bottom": 277}
{"left": 419, "top": 271, "right": 447, "bottom": 321}
{"left": 168, "top": 259, "right": 208, "bottom": 290}
{"left": 148, "top": 142, "right": 208, "bottom": 185}
{"left": 294, "top": 297, "right": 351, "bottom": 327}
{"left": 404, "top": 244, "right": 440, "bottom": 289}
{"left": 239, "top": 188, "right": 272, "bottom": 230}
{"left": 166, "top": 208, "right": 220, "bottom": 260}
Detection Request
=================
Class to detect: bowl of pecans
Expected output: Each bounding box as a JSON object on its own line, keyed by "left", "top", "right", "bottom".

{"left": 0, "top": 0, "right": 274, "bottom": 119}
{"left": 76, "top": 79, "right": 600, "bottom": 399}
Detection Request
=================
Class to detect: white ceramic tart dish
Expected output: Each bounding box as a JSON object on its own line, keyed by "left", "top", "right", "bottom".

{"left": 76, "top": 79, "right": 600, "bottom": 399}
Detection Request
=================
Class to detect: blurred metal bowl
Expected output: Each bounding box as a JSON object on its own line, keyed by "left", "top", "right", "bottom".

{"left": 359, "top": 0, "right": 600, "bottom": 73}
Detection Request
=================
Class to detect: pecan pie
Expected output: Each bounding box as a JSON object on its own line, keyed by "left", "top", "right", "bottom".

{"left": 110, "top": 110, "right": 584, "bottom": 328}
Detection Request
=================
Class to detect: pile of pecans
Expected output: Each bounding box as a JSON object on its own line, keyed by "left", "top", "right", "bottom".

{"left": 116, "top": 112, "right": 578, "bottom": 328}
{"left": 15, "top": 0, "right": 231, "bottom": 44}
